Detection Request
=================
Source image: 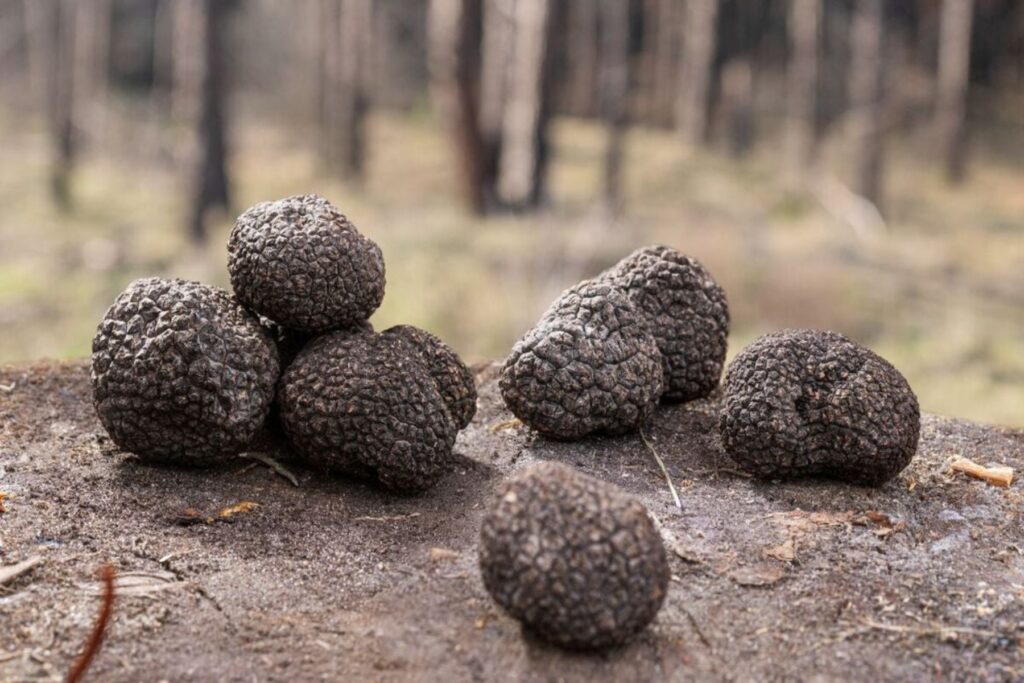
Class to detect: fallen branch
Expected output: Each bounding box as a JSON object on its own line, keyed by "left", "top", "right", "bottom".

{"left": 0, "top": 556, "right": 45, "bottom": 586}
{"left": 949, "top": 457, "right": 1014, "bottom": 488}
{"left": 640, "top": 429, "right": 682, "bottom": 510}
{"left": 67, "top": 564, "right": 116, "bottom": 683}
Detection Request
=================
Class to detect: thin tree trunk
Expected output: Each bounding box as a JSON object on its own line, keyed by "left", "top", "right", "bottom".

{"left": 171, "top": 0, "right": 203, "bottom": 126}
{"left": 650, "top": 0, "right": 680, "bottom": 127}
{"left": 676, "top": 0, "right": 719, "bottom": 144}
{"left": 497, "top": 0, "right": 556, "bottom": 209}
{"left": 188, "top": 0, "right": 230, "bottom": 243}
{"left": 323, "top": 0, "right": 372, "bottom": 178}
{"left": 72, "top": 0, "right": 111, "bottom": 146}
{"left": 934, "top": 0, "right": 973, "bottom": 183}
{"left": 718, "top": 58, "right": 754, "bottom": 157}
{"left": 785, "top": 0, "right": 820, "bottom": 184}
{"left": 599, "top": 0, "right": 630, "bottom": 217}
{"left": 478, "top": 0, "right": 514, "bottom": 201}
{"left": 428, "top": 0, "right": 488, "bottom": 213}
{"left": 565, "top": 0, "right": 599, "bottom": 117}
{"left": 847, "top": 0, "right": 885, "bottom": 210}
{"left": 49, "top": 0, "right": 76, "bottom": 209}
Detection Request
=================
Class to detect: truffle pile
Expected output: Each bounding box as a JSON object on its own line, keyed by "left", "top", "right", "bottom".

{"left": 479, "top": 462, "right": 670, "bottom": 649}
{"left": 501, "top": 245, "right": 729, "bottom": 439}
{"left": 92, "top": 194, "right": 475, "bottom": 491}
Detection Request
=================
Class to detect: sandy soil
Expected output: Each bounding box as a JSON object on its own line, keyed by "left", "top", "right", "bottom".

{"left": 1, "top": 360, "right": 1022, "bottom": 682}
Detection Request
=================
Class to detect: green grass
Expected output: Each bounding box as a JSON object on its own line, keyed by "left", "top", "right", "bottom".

{"left": 0, "top": 108, "right": 1021, "bottom": 427}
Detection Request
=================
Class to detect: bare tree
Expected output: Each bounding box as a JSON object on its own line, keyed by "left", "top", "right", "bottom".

{"left": 934, "top": 0, "right": 974, "bottom": 183}
{"left": 321, "top": 0, "right": 373, "bottom": 178}
{"left": 847, "top": 0, "right": 885, "bottom": 210}
{"left": 676, "top": 0, "right": 719, "bottom": 144}
{"left": 477, "top": 0, "right": 512, "bottom": 204}
{"left": 785, "top": 0, "right": 820, "bottom": 184}
{"left": 496, "top": 0, "right": 557, "bottom": 209}
{"left": 48, "top": 0, "right": 76, "bottom": 209}
{"left": 598, "top": 0, "right": 630, "bottom": 217}
{"left": 428, "top": 0, "right": 488, "bottom": 213}
{"left": 188, "top": 0, "right": 230, "bottom": 242}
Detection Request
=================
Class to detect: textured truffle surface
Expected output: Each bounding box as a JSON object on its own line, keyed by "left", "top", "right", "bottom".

{"left": 91, "top": 278, "right": 279, "bottom": 465}
{"left": 382, "top": 325, "right": 477, "bottom": 430}
{"left": 500, "top": 281, "right": 664, "bottom": 439}
{"left": 599, "top": 245, "right": 729, "bottom": 401}
{"left": 720, "top": 329, "right": 920, "bottom": 485}
{"left": 278, "top": 331, "right": 458, "bottom": 491}
{"left": 479, "top": 462, "right": 670, "bottom": 650}
{"left": 228, "top": 194, "right": 385, "bottom": 333}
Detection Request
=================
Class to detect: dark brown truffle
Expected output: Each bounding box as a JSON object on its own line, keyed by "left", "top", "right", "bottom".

{"left": 500, "top": 281, "right": 664, "bottom": 439}
{"left": 479, "top": 462, "right": 670, "bottom": 650}
{"left": 228, "top": 194, "right": 385, "bottom": 333}
{"left": 277, "top": 330, "right": 461, "bottom": 491}
{"left": 720, "top": 329, "right": 920, "bottom": 485}
{"left": 91, "top": 278, "right": 279, "bottom": 466}
{"left": 381, "top": 325, "right": 477, "bottom": 430}
{"left": 598, "top": 245, "right": 729, "bottom": 401}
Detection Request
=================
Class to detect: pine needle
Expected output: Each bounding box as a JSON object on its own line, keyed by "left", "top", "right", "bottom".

{"left": 640, "top": 428, "right": 682, "bottom": 510}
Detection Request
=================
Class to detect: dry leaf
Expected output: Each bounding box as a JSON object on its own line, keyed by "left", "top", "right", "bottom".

{"left": 949, "top": 457, "right": 1014, "bottom": 488}
{"left": 218, "top": 501, "right": 258, "bottom": 520}
{"left": 0, "top": 491, "right": 7, "bottom": 514}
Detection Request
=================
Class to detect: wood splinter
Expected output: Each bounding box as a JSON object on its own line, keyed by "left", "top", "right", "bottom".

{"left": 948, "top": 457, "right": 1014, "bottom": 489}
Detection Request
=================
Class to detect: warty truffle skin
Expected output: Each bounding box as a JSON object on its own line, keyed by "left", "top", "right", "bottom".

{"left": 381, "top": 325, "right": 477, "bottom": 430}
{"left": 479, "top": 462, "right": 670, "bottom": 650}
{"left": 228, "top": 194, "right": 386, "bottom": 333}
{"left": 91, "top": 277, "right": 280, "bottom": 466}
{"left": 598, "top": 245, "right": 729, "bottom": 402}
{"left": 277, "top": 330, "right": 458, "bottom": 491}
{"left": 720, "top": 329, "right": 920, "bottom": 485}
{"left": 500, "top": 280, "right": 664, "bottom": 440}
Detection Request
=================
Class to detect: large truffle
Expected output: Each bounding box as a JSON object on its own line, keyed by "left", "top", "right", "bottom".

{"left": 228, "top": 194, "right": 385, "bottom": 333}
{"left": 720, "top": 329, "right": 920, "bottom": 485}
{"left": 500, "top": 281, "right": 664, "bottom": 439}
{"left": 598, "top": 245, "right": 729, "bottom": 401}
{"left": 91, "top": 278, "right": 279, "bottom": 466}
{"left": 479, "top": 462, "right": 670, "bottom": 650}
{"left": 278, "top": 328, "right": 467, "bottom": 491}
{"left": 381, "top": 325, "right": 477, "bottom": 430}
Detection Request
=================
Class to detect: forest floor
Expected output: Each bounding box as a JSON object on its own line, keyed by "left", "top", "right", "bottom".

{"left": 0, "top": 108, "right": 1022, "bottom": 425}
{"left": 1, "top": 361, "right": 1023, "bottom": 681}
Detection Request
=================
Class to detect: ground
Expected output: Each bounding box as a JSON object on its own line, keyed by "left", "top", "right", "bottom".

{"left": 1, "top": 360, "right": 1022, "bottom": 682}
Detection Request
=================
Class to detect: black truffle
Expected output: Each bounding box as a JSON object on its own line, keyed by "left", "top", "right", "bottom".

{"left": 598, "top": 245, "right": 729, "bottom": 401}
{"left": 720, "top": 329, "right": 920, "bottom": 485}
{"left": 479, "top": 462, "right": 670, "bottom": 650}
{"left": 228, "top": 194, "right": 385, "bottom": 333}
{"left": 91, "top": 277, "right": 279, "bottom": 466}
{"left": 278, "top": 329, "right": 464, "bottom": 491}
{"left": 381, "top": 325, "right": 477, "bottom": 430}
{"left": 500, "top": 281, "right": 664, "bottom": 439}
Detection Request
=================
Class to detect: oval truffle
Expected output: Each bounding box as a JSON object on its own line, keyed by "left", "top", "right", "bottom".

{"left": 479, "top": 462, "right": 670, "bottom": 650}
{"left": 91, "top": 278, "right": 279, "bottom": 466}
{"left": 228, "top": 194, "right": 385, "bottom": 333}
{"left": 720, "top": 329, "right": 920, "bottom": 485}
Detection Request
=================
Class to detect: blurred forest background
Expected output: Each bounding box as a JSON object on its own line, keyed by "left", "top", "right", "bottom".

{"left": 0, "top": 0, "right": 1021, "bottom": 426}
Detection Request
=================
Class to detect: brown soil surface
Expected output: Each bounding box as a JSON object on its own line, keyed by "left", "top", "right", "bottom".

{"left": 1, "top": 360, "right": 1022, "bottom": 682}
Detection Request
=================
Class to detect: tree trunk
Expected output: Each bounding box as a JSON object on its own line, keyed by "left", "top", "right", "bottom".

{"left": 48, "top": 0, "right": 76, "bottom": 209}
{"left": 599, "top": 0, "right": 630, "bottom": 217}
{"left": 478, "top": 0, "right": 514, "bottom": 202}
{"left": 496, "top": 0, "right": 557, "bottom": 209}
{"left": 72, "top": 0, "right": 111, "bottom": 146}
{"left": 649, "top": 0, "right": 680, "bottom": 128}
{"left": 718, "top": 58, "right": 754, "bottom": 157}
{"left": 322, "top": 0, "right": 372, "bottom": 179}
{"left": 428, "top": 0, "right": 488, "bottom": 214}
{"left": 785, "top": 0, "right": 820, "bottom": 184}
{"left": 564, "top": 0, "right": 599, "bottom": 117}
{"left": 170, "top": 0, "right": 203, "bottom": 126}
{"left": 188, "top": 0, "right": 230, "bottom": 243}
{"left": 675, "top": 0, "right": 719, "bottom": 144}
{"left": 934, "top": 0, "right": 973, "bottom": 183}
{"left": 847, "top": 0, "right": 885, "bottom": 211}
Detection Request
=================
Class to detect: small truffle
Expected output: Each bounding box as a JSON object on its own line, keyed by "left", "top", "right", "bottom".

{"left": 381, "top": 325, "right": 477, "bottom": 429}
{"left": 91, "top": 278, "right": 279, "bottom": 466}
{"left": 598, "top": 245, "right": 729, "bottom": 401}
{"left": 720, "top": 329, "right": 920, "bottom": 485}
{"left": 500, "top": 281, "right": 664, "bottom": 439}
{"left": 228, "top": 194, "right": 386, "bottom": 333}
{"left": 479, "top": 462, "right": 670, "bottom": 650}
{"left": 278, "top": 329, "right": 466, "bottom": 491}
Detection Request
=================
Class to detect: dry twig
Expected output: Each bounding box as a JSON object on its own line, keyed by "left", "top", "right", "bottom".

{"left": 67, "top": 564, "right": 116, "bottom": 683}
{"left": 0, "top": 556, "right": 45, "bottom": 586}
{"left": 640, "top": 429, "right": 682, "bottom": 510}
{"left": 949, "top": 457, "right": 1014, "bottom": 488}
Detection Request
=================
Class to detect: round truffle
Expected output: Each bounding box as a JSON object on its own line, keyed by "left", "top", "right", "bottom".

{"left": 599, "top": 245, "right": 729, "bottom": 401}
{"left": 278, "top": 331, "right": 457, "bottom": 491}
{"left": 479, "top": 462, "right": 670, "bottom": 650}
{"left": 500, "top": 281, "right": 664, "bottom": 440}
{"left": 91, "top": 277, "right": 279, "bottom": 466}
{"left": 720, "top": 329, "right": 920, "bottom": 485}
{"left": 381, "top": 325, "right": 477, "bottom": 430}
{"left": 228, "top": 194, "right": 385, "bottom": 333}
